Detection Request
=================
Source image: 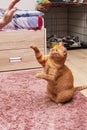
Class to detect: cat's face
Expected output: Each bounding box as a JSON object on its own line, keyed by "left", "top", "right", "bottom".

{"left": 50, "top": 42, "right": 67, "bottom": 61}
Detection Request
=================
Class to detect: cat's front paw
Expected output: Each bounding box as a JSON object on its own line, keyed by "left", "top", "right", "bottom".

{"left": 30, "top": 45, "right": 37, "bottom": 50}
{"left": 36, "top": 73, "right": 42, "bottom": 79}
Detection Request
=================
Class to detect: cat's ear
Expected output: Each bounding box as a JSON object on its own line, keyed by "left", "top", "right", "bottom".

{"left": 59, "top": 42, "right": 64, "bottom": 46}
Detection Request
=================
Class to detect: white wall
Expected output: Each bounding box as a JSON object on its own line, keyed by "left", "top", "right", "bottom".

{"left": 0, "top": 0, "right": 37, "bottom": 10}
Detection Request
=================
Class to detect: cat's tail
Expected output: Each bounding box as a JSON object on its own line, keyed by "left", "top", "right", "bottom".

{"left": 30, "top": 45, "right": 45, "bottom": 66}
{"left": 74, "top": 86, "right": 87, "bottom": 91}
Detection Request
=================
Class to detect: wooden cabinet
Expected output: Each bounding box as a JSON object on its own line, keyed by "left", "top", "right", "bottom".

{"left": 0, "top": 29, "right": 46, "bottom": 72}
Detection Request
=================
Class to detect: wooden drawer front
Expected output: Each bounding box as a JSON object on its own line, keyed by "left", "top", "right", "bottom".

{"left": 0, "top": 48, "right": 44, "bottom": 71}
{"left": 0, "top": 29, "right": 46, "bottom": 50}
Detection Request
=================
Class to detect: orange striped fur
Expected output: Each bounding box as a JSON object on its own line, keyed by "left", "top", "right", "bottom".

{"left": 30, "top": 43, "right": 87, "bottom": 104}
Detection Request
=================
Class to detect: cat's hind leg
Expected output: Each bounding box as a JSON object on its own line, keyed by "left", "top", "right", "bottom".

{"left": 55, "top": 89, "right": 74, "bottom": 104}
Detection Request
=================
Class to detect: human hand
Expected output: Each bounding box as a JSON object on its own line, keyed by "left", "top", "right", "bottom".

{"left": 8, "top": 0, "right": 20, "bottom": 10}
{"left": 0, "top": 0, "right": 20, "bottom": 28}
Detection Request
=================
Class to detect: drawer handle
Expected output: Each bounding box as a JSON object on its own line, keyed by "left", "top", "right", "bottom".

{"left": 9, "top": 57, "right": 22, "bottom": 63}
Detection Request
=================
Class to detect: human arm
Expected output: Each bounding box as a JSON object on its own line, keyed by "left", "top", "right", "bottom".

{"left": 0, "top": 0, "right": 20, "bottom": 29}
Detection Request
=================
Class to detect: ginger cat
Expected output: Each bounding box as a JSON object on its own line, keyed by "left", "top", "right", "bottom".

{"left": 30, "top": 43, "right": 87, "bottom": 104}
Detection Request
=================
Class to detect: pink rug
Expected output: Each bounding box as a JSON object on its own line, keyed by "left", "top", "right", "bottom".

{"left": 0, "top": 69, "right": 87, "bottom": 130}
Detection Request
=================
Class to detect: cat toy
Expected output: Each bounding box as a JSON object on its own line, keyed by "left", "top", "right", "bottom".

{"left": 36, "top": 0, "right": 50, "bottom": 5}
{"left": 36, "top": 0, "right": 51, "bottom": 12}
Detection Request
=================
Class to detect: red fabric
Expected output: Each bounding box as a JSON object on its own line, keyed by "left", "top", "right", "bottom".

{"left": 0, "top": 16, "right": 43, "bottom": 31}
{"left": 38, "top": 16, "right": 43, "bottom": 29}
{"left": 28, "top": 16, "right": 43, "bottom": 30}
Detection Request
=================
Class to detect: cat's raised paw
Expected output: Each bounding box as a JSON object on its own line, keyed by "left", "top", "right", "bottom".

{"left": 30, "top": 45, "right": 36, "bottom": 49}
